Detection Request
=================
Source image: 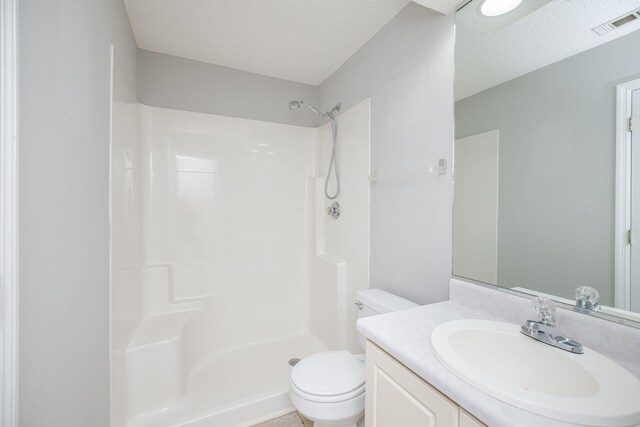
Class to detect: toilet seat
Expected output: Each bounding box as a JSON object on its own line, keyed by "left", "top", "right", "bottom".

{"left": 291, "top": 381, "right": 365, "bottom": 403}
{"left": 290, "top": 351, "right": 365, "bottom": 403}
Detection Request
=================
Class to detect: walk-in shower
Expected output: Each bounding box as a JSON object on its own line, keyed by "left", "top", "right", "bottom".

{"left": 111, "top": 90, "right": 370, "bottom": 426}
{"left": 289, "top": 100, "right": 342, "bottom": 200}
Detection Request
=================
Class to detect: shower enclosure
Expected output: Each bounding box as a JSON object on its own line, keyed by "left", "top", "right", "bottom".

{"left": 110, "top": 60, "right": 370, "bottom": 426}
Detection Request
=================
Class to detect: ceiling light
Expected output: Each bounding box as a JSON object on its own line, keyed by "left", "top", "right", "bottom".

{"left": 479, "top": 0, "right": 523, "bottom": 17}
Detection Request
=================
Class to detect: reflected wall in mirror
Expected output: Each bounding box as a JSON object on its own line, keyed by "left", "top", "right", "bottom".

{"left": 453, "top": 0, "right": 640, "bottom": 321}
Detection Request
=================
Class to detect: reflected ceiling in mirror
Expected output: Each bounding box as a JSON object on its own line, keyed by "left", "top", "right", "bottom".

{"left": 456, "top": 0, "right": 640, "bottom": 100}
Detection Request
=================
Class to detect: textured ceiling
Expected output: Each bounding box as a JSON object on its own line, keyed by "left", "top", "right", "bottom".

{"left": 124, "top": 0, "right": 461, "bottom": 86}
{"left": 413, "top": 0, "right": 462, "bottom": 14}
{"left": 456, "top": 0, "right": 640, "bottom": 100}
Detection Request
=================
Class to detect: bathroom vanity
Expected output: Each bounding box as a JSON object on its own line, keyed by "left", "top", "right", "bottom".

{"left": 366, "top": 340, "right": 485, "bottom": 427}
{"left": 357, "top": 280, "right": 640, "bottom": 427}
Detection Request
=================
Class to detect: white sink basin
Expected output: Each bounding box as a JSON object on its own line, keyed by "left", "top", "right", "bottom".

{"left": 430, "top": 319, "right": 640, "bottom": 426}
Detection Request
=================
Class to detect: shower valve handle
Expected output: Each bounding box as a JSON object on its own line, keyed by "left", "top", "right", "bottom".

{"left": 327, "top": 202, "right": 340, "bottom": 220}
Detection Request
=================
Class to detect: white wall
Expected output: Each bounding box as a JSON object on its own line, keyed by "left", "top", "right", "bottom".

{"left": 138, "top": 105, "right": 316, "bottom": 346}
{"left": 111, "top": 105, "right": 322, "bottom": 421}
{"left": 110, "top": 88, "right": 142, "bottom": 425}
{"left": 18, "top": 0, "right": 138, "bottom": 425}
{"left": 111, "top": 102, "right": 371, "bottom": 421}
{"left": 319, "top": 2, "right": 455, "bottom": 305}
{"left": 453, "top": 130, "right": 499, "bottom": 285}
{"left": 114, "top": 101, "right": 372, "bottom": 356}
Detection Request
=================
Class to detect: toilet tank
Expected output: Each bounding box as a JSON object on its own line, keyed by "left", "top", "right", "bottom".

{"left": 355, "top": 289, "right": 418, "bottom": 350}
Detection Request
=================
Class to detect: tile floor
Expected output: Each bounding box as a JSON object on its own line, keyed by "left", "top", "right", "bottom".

{"left": 253, "top": 411, "right": 313, "bottom": 427}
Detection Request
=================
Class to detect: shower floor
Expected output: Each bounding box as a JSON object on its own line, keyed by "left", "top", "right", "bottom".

{"left": 129, "top": 332, "right": 327, "bottom": 427}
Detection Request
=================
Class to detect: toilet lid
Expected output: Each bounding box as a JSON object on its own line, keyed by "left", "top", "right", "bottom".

{"left": 291, "top": 351, "right": 365, "bottom": 398}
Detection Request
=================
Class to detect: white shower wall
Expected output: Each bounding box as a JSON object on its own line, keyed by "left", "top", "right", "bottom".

{"left": 111, "top": 101, "right": 370, "bottom": 426}
{"left": 310, "top": 99, "right": 371, "bottom": 353}
{"left": 111, "top": 99, "right": 143, "bottom": 427}
{"left": 140, "top": 105, "right": 315, "bottom": 345}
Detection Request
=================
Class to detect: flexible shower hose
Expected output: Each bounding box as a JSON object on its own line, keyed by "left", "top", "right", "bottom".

{"left": 325, "top": 117, "right": 340, "bottom": 200}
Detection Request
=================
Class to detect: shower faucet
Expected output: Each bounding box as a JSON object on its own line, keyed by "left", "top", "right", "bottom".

{"left": 327, "top": 202, "right": 340, "bottom": 220}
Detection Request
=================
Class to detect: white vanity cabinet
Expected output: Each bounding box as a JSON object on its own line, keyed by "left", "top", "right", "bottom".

{"left": 366, "top": 341, "right": 486, "bottom": 427}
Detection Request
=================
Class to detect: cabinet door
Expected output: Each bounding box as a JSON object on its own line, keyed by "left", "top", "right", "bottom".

{"left": 460, "top": 408, "right": 487, "bottom": 427}
{"left": 366, "top": 341, "right": 458, "bottom": 427}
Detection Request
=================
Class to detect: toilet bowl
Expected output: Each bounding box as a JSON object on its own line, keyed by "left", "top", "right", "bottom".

{"left": 289, "top": 289, "right": 417, "bottom": 427}
{"left": 290, "top": 351, "right": 365, "bottom": 427}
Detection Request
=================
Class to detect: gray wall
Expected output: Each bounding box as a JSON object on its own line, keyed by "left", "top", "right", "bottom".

{"left": 320, "top": 3, "right": 455, "bottom": 305}
{"left": 137, "top": 49, "right": 321, "bottom": 128}
{"left": 456, "top": 29, "right": 640, "bottom": 306}
{"left": 19, "top": 0, "right": 138, "bottom": 425}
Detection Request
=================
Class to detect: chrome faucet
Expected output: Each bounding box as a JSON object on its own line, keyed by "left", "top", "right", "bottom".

{"left": 520, "top": 297, "right": 584, "bottom": 354}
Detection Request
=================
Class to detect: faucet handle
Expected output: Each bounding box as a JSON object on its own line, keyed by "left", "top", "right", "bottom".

{"left": 575, "top": 286, "right": 600, "bottom": 311}
{"left": 532, "top": 296, "right": 556, "bottom": 326}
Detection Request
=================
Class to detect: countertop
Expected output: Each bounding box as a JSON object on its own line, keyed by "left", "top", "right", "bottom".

{"left": 356, "top": 280, "right": 640, "bottom": 427}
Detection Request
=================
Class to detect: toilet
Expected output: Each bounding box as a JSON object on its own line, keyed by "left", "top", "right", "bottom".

{"left": 290, "top": 289, "right": 418, "bottom": 427}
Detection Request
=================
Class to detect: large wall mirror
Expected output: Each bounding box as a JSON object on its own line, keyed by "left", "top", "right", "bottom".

{"left": 453, "top": 0, "right": 640, "bottom": 322}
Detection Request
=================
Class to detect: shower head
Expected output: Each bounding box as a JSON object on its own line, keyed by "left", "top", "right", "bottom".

{"left": 288, "top": 100, "right": 324, "bottom": 117}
